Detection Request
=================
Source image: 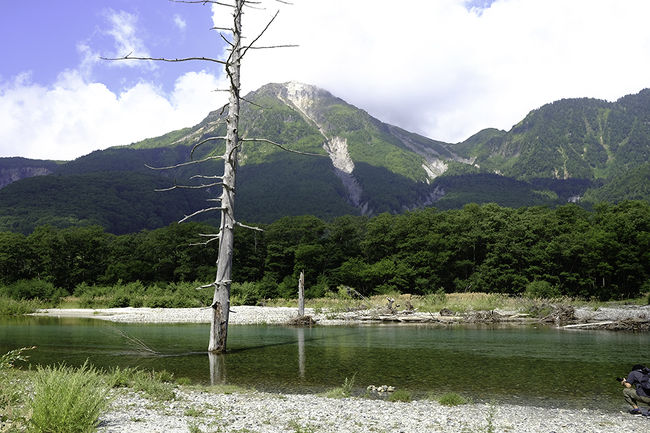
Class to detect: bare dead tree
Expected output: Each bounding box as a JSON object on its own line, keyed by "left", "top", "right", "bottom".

{"left": 104, "top": 0, "right": 300, "bottom": 353}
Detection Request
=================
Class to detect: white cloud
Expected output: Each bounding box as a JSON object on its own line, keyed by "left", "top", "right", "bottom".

{"left": 0, "top": 70, "right": 227, "bottom": 160}
{"left": 102, "top": 9, "right": 154, "bottom": 68}
{"left": 223, "top": 0, "right": 650, "bottom": 142}
{"left": 3, "top": 0, "right": 650, "bottom": 161}
{"left": 174, "top": 14, "right": 187, "bottom": 31}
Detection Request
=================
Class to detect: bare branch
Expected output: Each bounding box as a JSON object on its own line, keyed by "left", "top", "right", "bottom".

{"left": 190, "top": 174, "right": 224, "bottom": 180}
{"left": 241, "top": 44, "right": 298, "bottom": 50}
{"left": 179, "top": 206, "right": 226, "bottom": 223}
{"left": 241, "top": 138, "right": 326, "bottom": 157}
{"left": 101, "top": 54, "right": 226, "bottom": 65}
{"left": 240, "top": 95, "right": 266, "bottom": 109}
{"left": 235, "top": 221, "right": 264, "bottom": 232}
{"left": 155, "top": 182, "right": 223, "bottom": 192}
{"left": 171, "top": 0, "right": 235, "bottom": 7}
{"left": 219, "top": 32, "right": 234, "bottom": 47}
{"left": 240, "top": 10, "right": 279, "bottom": 59}
{"left": 190, "top": 135, "right": 227, "bottom": 158}
{"left": 195, "top": 282, "right": 217, "bottom": 291}
{"left": 146, "top": 155, "right": 225, "bottom": 171}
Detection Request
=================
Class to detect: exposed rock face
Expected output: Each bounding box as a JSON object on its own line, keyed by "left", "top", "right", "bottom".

{"left": 281, "top": 82, "right": 369, "bottom": 213}
{"left": 0, "top": 166, "right": 53, "bottom": 189}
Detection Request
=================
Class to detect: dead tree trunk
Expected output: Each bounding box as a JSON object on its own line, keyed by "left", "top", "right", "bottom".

{"left": 209, "top": 0, "right": 243, "bottom": 354}
{"left": 298, "top": 270, "right": 305, "bottom": 317}
{"left": 104, "top": 0, "right": 299, "bottom": 354}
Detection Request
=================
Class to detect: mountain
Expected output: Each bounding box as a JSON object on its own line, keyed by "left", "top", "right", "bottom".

{"left": 0, "top": 83, "right": 648, "bottom": 234}
{"left": 0, "top": 157, "right": 60, "bottom": 189}
{"left": 453, "top": 90, "right": 650, "bottom": 182}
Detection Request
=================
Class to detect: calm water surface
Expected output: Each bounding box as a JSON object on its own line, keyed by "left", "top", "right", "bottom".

{"left": 1, "top": 316, "right": 647, "bottom": 410}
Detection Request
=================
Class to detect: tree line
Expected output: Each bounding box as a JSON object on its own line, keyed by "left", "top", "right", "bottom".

{"left": 1, "top": 201, "right": 648, "bottom": 302}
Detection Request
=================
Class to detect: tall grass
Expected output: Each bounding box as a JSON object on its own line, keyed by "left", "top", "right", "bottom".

{"left": 323, "top": 374, "right": 356, "bottom": 399}
{"left": 107, "top": 366, "right": 176, "bottom": 401}
{"left": 29, "top": 362, "right": 110, "bottom": 433}
{"left": 0, "top": 296, "right": 45, "bottom": 316}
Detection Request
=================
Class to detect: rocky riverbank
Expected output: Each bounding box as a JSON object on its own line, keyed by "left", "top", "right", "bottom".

{"left": 33, "top": 304, "right": 650, "bottom": 329}
{"left": 98, "top": 386, "right": 648, "bottom": 433}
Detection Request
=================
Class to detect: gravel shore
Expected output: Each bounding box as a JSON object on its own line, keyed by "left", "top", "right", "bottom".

{"left": 98, "top": 387, "right": 648, "bottom": 433}
{"left": 33, "top": 304, "right": 650, "bottom": 326}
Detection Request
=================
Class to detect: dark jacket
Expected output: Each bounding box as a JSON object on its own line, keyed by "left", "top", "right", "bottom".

{"left": 626, "top": 369, "right": 650, "bottom": 397}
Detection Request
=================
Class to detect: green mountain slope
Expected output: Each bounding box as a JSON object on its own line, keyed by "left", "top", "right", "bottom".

{"left": 0, "top": 83, "right": 648, "bottom": 234}
{"left": 454, "top": 90, "right": 650, "bottom": 185}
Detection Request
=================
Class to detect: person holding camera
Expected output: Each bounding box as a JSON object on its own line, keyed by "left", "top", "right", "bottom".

{"left": 619, "top": 364, "right": 650, "bottom": 415}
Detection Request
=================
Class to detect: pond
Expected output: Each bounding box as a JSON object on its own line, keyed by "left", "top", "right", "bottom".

{"left": 1, "top": 316, "right": 647, "bottom": 410}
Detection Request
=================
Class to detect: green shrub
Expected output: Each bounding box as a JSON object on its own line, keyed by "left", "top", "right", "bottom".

{"left": 107, "top": 366, "right": 140, "bottom": 388}
{"left": 524, "top": 280, "right": 561, "bottom": 299}
{"left": 323, "top": 374, "right": 355, "bottom": 399}
{"left": 29, "top": 362, "right": 110, "bottom": 433}
{"left": 108, "top": 294, "right": 131, "bottom": 308}
{"left": 437, "top": 392, "right": 469, "bottom": 406}
{"left": 131, "top": 369, "right": 176, "bottom": 401}
{"left": 388, "top": 389, "right": 412, "bottom": 402}
{"left": 3, "top": 279, "right": 61, "bottom": 302}
{"left": 0, "top": 296, "right": 44, "bottom": 316}
{"left": 231, "top": 282, "right": 261, "bottom": 306}
{"left": 107, "top": 367, "right": 175, "bottom": 400}
{"left": 0, "top": 346, "right": 35, "bottom": 371}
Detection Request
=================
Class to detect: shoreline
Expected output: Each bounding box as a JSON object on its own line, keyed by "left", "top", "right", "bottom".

{"left": 97, "top": 387, "right": 648, "bottom": 433}
{"left": 31, "top": 304, "right": 650, "bottom": 328}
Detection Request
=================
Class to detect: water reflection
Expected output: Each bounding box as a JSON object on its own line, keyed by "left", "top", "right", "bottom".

{"left": 297, "top": 327, "right": 305, "bottom": 379}
{"left": 208, "top": 352, "right": 226, "bottom": 385}
{"left": 2, "top": 317, "right": 649, "bottom": 410}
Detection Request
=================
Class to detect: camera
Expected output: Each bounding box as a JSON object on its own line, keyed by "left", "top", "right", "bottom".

{"left": 616, "top": 377, "right": 624, "bottom": 382}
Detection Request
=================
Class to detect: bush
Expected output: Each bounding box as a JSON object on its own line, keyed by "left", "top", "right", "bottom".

{"left": 2, "top": 279, "right": 60, "bottom": 302}
{"left": 29, "top": 362, "right": 110, "bottom": 433}
{"left": 524, "top": 280, "right": 561, "bottom": 299}
{"left": 0, "top": 296, "right": 44, "bottom": 316}
{"left": 323, "top": 375, "right": 355, "bottom": 399}
{"left": 107, "top": 366, "right": 175, "bottom": 401}
{"left": 388, "top": 389, "right": 412, "bottom": 402}
{"left": 231, "top": 281, "right": 261, "bottom": 306}
{"left": 437, "top": 392, "right": 469, "bottom": 406}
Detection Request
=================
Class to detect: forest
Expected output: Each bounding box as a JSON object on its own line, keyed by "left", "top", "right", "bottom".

{"left": 0, "top": 201, "right": 648, "bottom": 304}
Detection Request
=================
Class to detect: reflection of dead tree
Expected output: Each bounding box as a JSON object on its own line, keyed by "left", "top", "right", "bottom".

{"left": 112, "top": 328, "right": 162, "bottom": 355}
{"left": 103, "top": 0, "right": 299, "bottom": 353}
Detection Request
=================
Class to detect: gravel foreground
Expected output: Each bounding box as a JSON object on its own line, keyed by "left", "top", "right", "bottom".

{"left": 99, "top": 388, "right": 648, "bottom": 433}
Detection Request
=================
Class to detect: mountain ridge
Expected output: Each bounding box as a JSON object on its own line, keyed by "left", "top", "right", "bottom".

{"left": 1, "top": 82, "right": 648, "bottom": 234}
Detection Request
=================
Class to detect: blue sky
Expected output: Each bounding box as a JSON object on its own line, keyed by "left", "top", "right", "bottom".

{"left": 2, "top": 0, "right": 650, "bottom": 160}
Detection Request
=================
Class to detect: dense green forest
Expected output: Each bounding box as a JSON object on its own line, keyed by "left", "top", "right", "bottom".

{"left": 1, "top": 201, "right": 648, "bottom": 303}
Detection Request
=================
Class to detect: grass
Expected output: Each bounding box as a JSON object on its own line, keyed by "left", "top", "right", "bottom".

{"left": 387, "top": 389, "right": 412, "bottom": 402}
{"left": 0, "top": 296, "right": 46, "bottom": 316}
{"left": 322, "top": 374, "right": 356, "bottom": 399}
{"left": 435, "top": 392, "right": 470, "bottom": 406}
{"left": 29, "top": 362, "right": 111, "bottom": 433}
{"left": 107, "top": 366, "right": 176, "bottom": 401}
{"left": 287, "top": 419, "right": 317, "bottom": 433}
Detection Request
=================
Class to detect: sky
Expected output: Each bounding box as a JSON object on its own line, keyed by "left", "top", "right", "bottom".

{"left": 2, "top": 0, "right": 650, "bottom": 160}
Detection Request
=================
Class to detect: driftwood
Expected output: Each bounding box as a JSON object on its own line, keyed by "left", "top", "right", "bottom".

{"left": 563, "top": 319, "right": 650, "bottom": 331}
{"left": 286, "top": 315, "right": 317, "bottom": 326}
{"left": 540, "top": 305, "right": 576, "bottom": 326}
